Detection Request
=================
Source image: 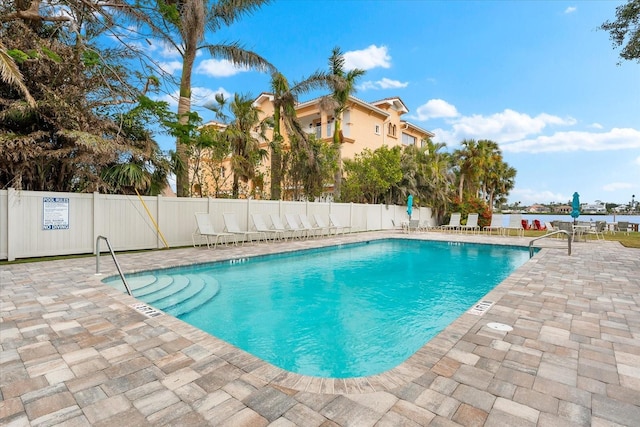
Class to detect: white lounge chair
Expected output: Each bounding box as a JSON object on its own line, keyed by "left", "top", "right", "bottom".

{"left": 192, "top": 213, "right": 235, "bottom": 248}
{"left": 406, "top": 219, "right": 421, "bottom": 233}
{"left": 269, "top": 214, "right": 295, "bottom": 240}
{"left": 299, "top": 213, "right": 323, "bottom": 238}
{"left": 313, "top": 214, "right": 338, "bottom": 236}
{"left": 615, "top": 221, "right": 630, "bottom": 236}
{"left": 285, "top": 213, "right": 309, "bottom": 239}
{"left": 504, "top": 214, "right": 524, "bottom": 237}
{"left": 442, "top": 213, "right": 461, "bottom": 233}
{"left": 223, "top": 213, "right": 265, "bottom": 244}
{"left": 585, "top": 220, "right": 606, "bottom": 241}
{"left": 483, "top": 213, "right": 503, "bottom": 235}
{"left": 460, "top": 213, "right": 480, "bottom": 234}
{"left": 251, "top": 213, "right": 286, "bottom": 241}
{"left": 329, "top": 213, "right": 352, "bottom": 234}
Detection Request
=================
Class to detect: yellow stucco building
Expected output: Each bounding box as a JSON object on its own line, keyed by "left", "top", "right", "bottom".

{"left": 194, "top": 94, "right": 435, "bottom": 200}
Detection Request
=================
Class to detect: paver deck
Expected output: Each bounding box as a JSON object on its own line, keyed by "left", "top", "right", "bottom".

{"left": 1, "top": 231, "right": 639, "bottom": 426}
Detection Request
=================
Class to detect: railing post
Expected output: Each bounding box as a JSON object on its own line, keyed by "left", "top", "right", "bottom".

{"left": 96, "top": 236, "right": 132, "bottom": 296}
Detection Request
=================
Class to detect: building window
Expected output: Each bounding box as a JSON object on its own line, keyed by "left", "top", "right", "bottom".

{"left": 326, "top": 118, "right": 333, "bottom": 138}
{"left": 375, "top": 124, "right": 380, "bottom": 135}
{"left": 402, "top": 133, "right": 417, "bottom": 146}
{"left": 220, "top": 166, "right": 226, "bottom": 178}
{"left": 388, "top": 123, "right": 397, "bottom": 137}
{"left": 315, "top": 122, "right": 321, "bottom": 139}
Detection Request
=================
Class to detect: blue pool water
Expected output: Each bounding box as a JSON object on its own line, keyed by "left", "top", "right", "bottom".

{"left": 105, "top": 239, "right": 531, "bottom": 378}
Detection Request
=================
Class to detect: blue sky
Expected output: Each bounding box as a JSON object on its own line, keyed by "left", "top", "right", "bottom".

{"left": 150, "top": 0, "right": 639, "bottom": 206}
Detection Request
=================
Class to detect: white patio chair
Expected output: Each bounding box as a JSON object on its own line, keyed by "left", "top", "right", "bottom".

{"left": 329, "top": 213, "right": 352, "bottom": 234}
{"left": 483, "top": 213, "right": 504, "bottom": 236}
{"left": 251, "top": 213, "right": 286, "bottom": 242}
{"left": 313, "top": 214, "right": 338, "bottom": 236}
{"left": 441, "top": 213, "right": 461, "bottom": 233}
{"left": 299, "top": 213, "right": 323, "bottom": 238}
{"left": 269, "top": 214, "right": 295, "bottom": 240}
{"left": 192, "top": 212, "right": 235, "bottom": 248}
{"left": 223, "top": 213, "right": 266, "bottom": 244}
{"left": 504, "top": 213, "right": 524, "bottom": 237}
{"left": 283, "top": 214, "right": 307, "bottom": 239}
{"left": 460, "top": 213, "right": 480, "bottom": 234}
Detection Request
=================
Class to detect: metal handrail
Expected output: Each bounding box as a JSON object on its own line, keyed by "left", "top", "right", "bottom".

{"left": 528, "top": 230, "right": 571, "bottom": 258}
{"left": 96, "top": 236, "right": 132, "bottom": 296}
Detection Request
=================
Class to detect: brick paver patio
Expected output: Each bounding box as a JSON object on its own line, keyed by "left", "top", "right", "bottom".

{"left": 1, "top": 231, "right": 639, "bottom": 426}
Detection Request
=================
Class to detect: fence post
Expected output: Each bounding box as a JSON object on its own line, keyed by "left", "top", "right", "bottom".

{"left": 246, "top": 198, "right": 251, "bottom": 229}
{"left": 156, "top": 194, "right": 162, "bottom": 249}
{"left": 92, "top": 192, "right": 100, "bottom": 254}
{"left": 7, "top": 188, "right": 17, "bottom": 261}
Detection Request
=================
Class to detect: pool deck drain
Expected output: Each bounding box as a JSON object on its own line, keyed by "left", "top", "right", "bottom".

{"left": 1, "top": 230, "right": 639, "bottom": 426}
{"left": 130, "top": 303, "right": 164, "bottom": 318}
{"left": 467, "top": 299, "right": 495, "bottom": 316}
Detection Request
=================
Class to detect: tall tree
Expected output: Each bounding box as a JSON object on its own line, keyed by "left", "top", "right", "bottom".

{"left": 268, "top": 70, "right": 330, "bottom": 199}
{"left": 453, "top": 139, "right": 482, "bottom": 200}
{"left": 599, "top": 0, "right": 640, "bottom": 64}
{"left": 225, "top": 93, "right": 267, "bottom": 198}
{"left": 0, "top": 40, "right": 35, "bottom": 107}
{"left": 321, "top": 47, "right": 365, "bottom": 201}
{"left": 342, "top": 146, "right": 402, "bottom": 204}
{"left": 1, "top": 1, "right": 171, "bottom": 193}
{"left": 403, "top": 142, "right": 455, "bottom": 224}
{"left": 146, "top": 0, "right": 274, "bottom": 197}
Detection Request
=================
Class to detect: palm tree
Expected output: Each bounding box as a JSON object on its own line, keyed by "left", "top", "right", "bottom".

{"left": 149, "top": 0, "right": 274, "bottom": 197}
{"left": 0, "top": 40, "right": 35, "bottom": 107}
{"left": 453, "top": 139, "right": 483, "bottom": 200}
{"left": 268, "top": 70, "right": 331, "bottom": 199}
{"left": 321, "top": 47, "right": 365, "bottom": 201}
{"left": 416, "top": 141, "right": 455, "bottom": 224}
{"left": 225, "top": 93, "right": 268, "bottom": 198}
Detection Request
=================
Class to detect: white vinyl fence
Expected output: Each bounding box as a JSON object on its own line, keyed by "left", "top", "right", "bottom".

{"left": 0, "top": 189, "right": 434, "bottom": 261}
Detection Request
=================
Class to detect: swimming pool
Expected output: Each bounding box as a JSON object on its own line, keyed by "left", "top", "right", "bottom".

{"left": 105, "top": 239, "right": 531, "bottom": 378}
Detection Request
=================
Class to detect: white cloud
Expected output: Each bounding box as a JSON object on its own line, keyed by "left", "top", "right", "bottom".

{"left": 358, "top": 77, "right": 408, "bottom": 90}
{"left": 432, "top": 109, "right": 576, "bottom": 143}
{"left": 509, "top": 188, "right": 569, "bottom": 205}
{"left": 343, "top": 45, "right": 391, "bottom": 70}
{"left": 158, "top": 61, "right": 182, "bottom": 75}
{"left": 501, "top": 128, "right": 640, "bottom": 153}
{"left": 157, "top": 92, "right": 179, "bottom": 108}
{"left": 192, "top": 87, "right": 232, "bottom": 106}
{"left": 564, "top": 6, "right": 577, "bottom": 14}
{"left": 195, "top": 59, "right": 250, "bottom": 77}
{"left": 635, "top": 156, "right": 640, "bottom": 166}
{"left": 602, "top": 182, "right": 633, "bottom": 192}
{"left": 413, "top": 99, "right": 459, "bottom": 120}
{"left": 142, "top": 39, "right": 181, "bottom": 59}
{"left": 589, "top": 122, "right": 603, "bottom": 129}
{"left": 157, "top": 86, "right": 231, "bottom": 108}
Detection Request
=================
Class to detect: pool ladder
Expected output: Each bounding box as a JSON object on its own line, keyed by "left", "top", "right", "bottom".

{"left": 95, "top": 236, "right": 132, "bottom": 296}
{"left": 528, "top": 230, "right": 571, "bottom": 258}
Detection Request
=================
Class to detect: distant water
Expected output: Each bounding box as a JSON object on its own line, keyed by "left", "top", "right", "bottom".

{"left": 520, "top": 213, "right": 640, "bottom": 225}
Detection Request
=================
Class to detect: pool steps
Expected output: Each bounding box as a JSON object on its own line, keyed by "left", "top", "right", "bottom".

{"left": 145, "top": 275, "right": 191, "bottom": 303}
{"left": 152, "top": 274, "right": 205, "bottom": 310}
{"left": 134, "top": 275, "right": 174, "bottom": 297}
{"left": 165, "top": 278, "right": 220, "bottom": 317}
{"left": 105, "top": 273, "right": 221, "bottom": 317}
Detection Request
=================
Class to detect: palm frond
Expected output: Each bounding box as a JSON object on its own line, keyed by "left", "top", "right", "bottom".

{"left": 0, "top": 41, "right": 36, "bottom": 107}
{"left": 204, "top": 42, "right": 275, "bottom": 73}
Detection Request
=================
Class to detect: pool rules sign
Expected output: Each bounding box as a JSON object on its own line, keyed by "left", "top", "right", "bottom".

{"left": 43, "top": 197, "right": 69, "bottom": 230}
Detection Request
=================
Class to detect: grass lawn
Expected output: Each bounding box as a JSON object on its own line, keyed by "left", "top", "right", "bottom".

{"left": 523, "top": 230, "right": 640, "bottom": 249}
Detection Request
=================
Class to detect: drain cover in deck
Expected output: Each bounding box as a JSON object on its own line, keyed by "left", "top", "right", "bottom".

{"left": 486, "top": 322, "right": 513, "bottom": 332}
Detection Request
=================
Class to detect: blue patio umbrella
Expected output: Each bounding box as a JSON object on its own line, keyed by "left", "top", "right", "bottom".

{"left": 407, "top": 194, "right": 413, "bottom": 219}
{"left": 571, "top": 192, "right": 581, "bottom": 223}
